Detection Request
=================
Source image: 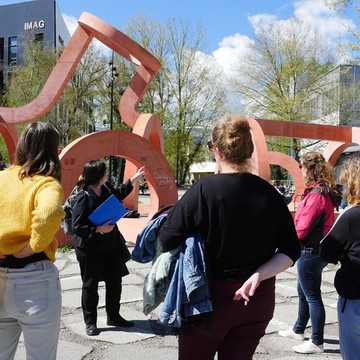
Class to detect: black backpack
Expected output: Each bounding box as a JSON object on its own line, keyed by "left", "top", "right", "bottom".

{"left": 61, "top": 187, "right": 89, "bottom": 236}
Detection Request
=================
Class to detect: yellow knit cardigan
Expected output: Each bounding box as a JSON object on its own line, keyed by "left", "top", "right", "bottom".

{"left": 0, "top": 165, "right": 65, "bottom": 262}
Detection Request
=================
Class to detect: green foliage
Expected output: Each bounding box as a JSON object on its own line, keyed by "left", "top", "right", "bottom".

{"left": 125, "top": 15, "right": 227, "bottom": 183}
{"left": 4, "top": 32, "right": 57, "bottom": 108}
{"left": 57, "top": 245, "right": 73, "bottom": 253}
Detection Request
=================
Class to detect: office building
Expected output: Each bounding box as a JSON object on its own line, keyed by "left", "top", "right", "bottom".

{"left": 0, "top": 0, "right": 70, "bottom": 90}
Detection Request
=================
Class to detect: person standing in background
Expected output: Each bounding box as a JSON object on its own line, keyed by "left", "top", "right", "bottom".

{"left": 72, "top": 159, "right": 145, "bottom": 336}
{"left": 0, "top": 122, "right": 64, "bottom": 360}
{"left": 320, "top": 155, "right": 360, "bottom": 360}
{"left": 279, "top": 151, "right": 338, "bottom": 354}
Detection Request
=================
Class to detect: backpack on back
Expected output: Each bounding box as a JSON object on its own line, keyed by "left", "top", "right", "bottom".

{"left": 61, "top": 187, "right": 88, "bottom": 236}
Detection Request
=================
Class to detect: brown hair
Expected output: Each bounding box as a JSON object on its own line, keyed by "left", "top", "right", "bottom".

{"left": 300, "top": 151, "right": 335, "bottom": 189}
{"left": 211, "top": 115, "right": 254, "bottom": 172}
{"left": 15, "top": 122, "right": 61, "bottom": 181}
{"left": 340, "top": 155, "right": 360, "bottom": 206}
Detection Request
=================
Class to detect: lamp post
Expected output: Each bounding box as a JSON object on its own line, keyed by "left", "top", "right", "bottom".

{"left": 108, "top": 50, "right": 118, "bottom": 183}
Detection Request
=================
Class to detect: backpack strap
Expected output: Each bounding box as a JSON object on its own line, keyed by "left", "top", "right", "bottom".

{"left": 310, "top": 187, "right": 326, "bottom": 196}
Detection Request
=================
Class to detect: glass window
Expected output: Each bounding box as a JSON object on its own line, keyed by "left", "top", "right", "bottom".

{"left": 35, "top": 33, "right": 44, "bottom": 42}
{"left": 8, "top": 36, "right": 17, "bottom": 66}
{"left": 0, "top": 38, "right": 4, "bottom": 66}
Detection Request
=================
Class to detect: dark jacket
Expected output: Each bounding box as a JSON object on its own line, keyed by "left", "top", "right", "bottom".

{"left": 72, "top": 181, "right": 132, "bottom": 261}
{"left": 320, "top": 206, "right": 360, "bottom": 299}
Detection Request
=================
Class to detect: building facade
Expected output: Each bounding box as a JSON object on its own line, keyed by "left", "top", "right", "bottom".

{"left": 0, "top": 0, "right": 70, "bottom": 90}
{"left": 307, "top": 64, "right": 360, "bottom": 127}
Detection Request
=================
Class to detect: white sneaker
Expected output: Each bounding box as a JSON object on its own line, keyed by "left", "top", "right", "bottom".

{"left": 278, "top": 329, "right": 305, "bottom": 341}
{"left": 293, "top": 340, "right": 324, "bottom": 354}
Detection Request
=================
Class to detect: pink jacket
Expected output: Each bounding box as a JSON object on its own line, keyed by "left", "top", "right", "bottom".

{"left": 294, "top": 183, "right": 335, "bottom": 247}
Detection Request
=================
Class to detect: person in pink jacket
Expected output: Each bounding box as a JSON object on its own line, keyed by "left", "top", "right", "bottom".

{"left": 279, "top": 151, "right": 339, "bottom": 354}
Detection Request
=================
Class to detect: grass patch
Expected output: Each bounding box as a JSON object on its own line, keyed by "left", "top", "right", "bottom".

{"left": 58, "top": 245, "right": 73, "bottom": 253}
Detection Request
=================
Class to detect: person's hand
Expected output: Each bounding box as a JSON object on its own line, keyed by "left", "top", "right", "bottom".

{"left": 97, "top": 220, "right": 115, "bottom": 234}
{"left": 0, "top": 253, "right": 6, "bottom": 259}
{"left": 13, "top": 244, "right": 36, "bottom": 258}
{"left": 130, "top": 166, "right": 146, "bottom": 184}
{"left": 233, "top": 272, "right": 261, "bottom": 305}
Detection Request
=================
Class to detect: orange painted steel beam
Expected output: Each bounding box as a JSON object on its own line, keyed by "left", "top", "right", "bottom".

{"left": 256, "top": 118, "right": 353, "bottom": 142}
{"left": 0, "top": 124, "right": 19, "bottom": 163}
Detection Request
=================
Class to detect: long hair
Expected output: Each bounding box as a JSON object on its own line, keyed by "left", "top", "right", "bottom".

{"left": 15, "top": 122, "right": 61, "bottom": 181}
{"left": 300, "top": 151, "right": 336, "bottom": 190}
{"left": 211, "top": 115, "right": 254, "bottom": 172}
{"left": 340, "top": 154, "right": 360, "bottom": 206}
{"left": 77, "top": 160, "right": 107, "bottom": 189}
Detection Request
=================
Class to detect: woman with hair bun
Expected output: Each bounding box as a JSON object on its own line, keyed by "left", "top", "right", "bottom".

{"left": 279, "top": 151, "right": 339, "bottom": 354}
{"left": 159, "top": 115, "right": 300, "bottom": 360}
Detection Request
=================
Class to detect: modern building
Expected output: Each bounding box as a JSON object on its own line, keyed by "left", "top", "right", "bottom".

{"left": 0, "top": 0, "right": 70, "bottom": 90}
{"left": 307, "top": 64, "right": 360, "bottom": 127}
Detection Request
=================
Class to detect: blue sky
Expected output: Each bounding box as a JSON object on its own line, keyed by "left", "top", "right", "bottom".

{"left": 0, "top": 0, "right": 358, "bottom": 72}
{"left": 0, "top": 0, "right": 357, "bottom": 51}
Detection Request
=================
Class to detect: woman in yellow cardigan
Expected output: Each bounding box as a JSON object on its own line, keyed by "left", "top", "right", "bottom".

{"left": 0, "top": 122, "right": 64, "bottom": 360}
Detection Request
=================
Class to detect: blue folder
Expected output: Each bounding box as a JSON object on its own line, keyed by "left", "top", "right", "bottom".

{"left": 88, "top": 194, "right": 128, "bottom": 226}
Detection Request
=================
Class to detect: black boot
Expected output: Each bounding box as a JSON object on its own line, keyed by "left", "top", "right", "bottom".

{"left": 86, "top": 324, "right": 100, "bottom": 336}
{"left": 107, "top": 315, "right": 134, "bottom": 327}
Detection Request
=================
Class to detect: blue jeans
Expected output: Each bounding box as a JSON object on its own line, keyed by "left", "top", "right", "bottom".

{"left": 0, "top": 260, "right": 61, "bottom": 360}
{"left": 293, "top": 250, "right": 327, "bottom": 345}
{"left": 338, "top": 296, "right": 360, "bottom": 360}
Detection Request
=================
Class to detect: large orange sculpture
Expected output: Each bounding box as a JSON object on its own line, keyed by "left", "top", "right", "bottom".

{"left": 0, "top": 13, "right": 358, "bottom": 246}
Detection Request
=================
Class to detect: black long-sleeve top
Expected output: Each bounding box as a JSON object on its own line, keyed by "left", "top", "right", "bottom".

{"left": 72, "top": 180, "right": 133, "bottom": 254}
{"left": 158, "top": 173, "right": 300, "bottom": 282}
{"left": 320, "top": 206, "right": 360, "bottom": 299}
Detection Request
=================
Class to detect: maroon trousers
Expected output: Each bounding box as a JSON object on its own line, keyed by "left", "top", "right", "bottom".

{"left": 178, "top": 277, "right": 275, "bottom": 360}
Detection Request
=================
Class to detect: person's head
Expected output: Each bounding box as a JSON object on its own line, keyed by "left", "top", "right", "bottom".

{"left": 80, "top": 160, "right": 107, "bottom": 188}
{"left": 209, "top": 115, "right": 254, "bottom": 172}
{"left": 339, "top": 155, "right": 360, "bottom": 206}
{"left": 15, "top": 122, "right": 61, "bottom": 181}
{"left": 299, "top": 151, "right": 335, "bottom": 188}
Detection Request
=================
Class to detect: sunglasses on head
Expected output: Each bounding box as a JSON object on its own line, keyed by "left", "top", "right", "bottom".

{"left": 207, "top": 140, "right": 214, "bottom": 150}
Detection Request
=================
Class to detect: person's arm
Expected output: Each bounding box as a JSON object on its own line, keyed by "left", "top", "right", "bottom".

{"left": 233, "top": 253, "right": 293, "bottom": 304}
{"left": 320, "top": 210, "right": 350, "bottom": 264}
{"left": 159, "top": 182, "right": 204, "bottom": 252}
{"left": 114, "top": 166, "right": 146, "bottom": 200}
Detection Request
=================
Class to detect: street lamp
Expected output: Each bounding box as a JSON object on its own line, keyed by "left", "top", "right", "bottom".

{"left": 108, "top": 50, "right": 118, "bottom": 183}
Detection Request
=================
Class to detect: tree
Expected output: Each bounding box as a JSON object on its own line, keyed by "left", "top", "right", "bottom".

{"left": 54, "top": 42, "right": 110, "bottom": 145}
{"left": 2, "top": 37, "right": 111, "bottom": 148}
{"left": 324, "top": 0, "right": 360, "bottom": 63}
{"left": 125, "top": 15, "right": 227, "bottom": 184}
{"left": 0, "top": 32, "right": 58, "bottom": 160}
{"left": 231, "top": 18, "right": 336, "bottom": 160}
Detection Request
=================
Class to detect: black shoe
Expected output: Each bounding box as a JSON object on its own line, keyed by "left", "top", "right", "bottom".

{"left": 107, "top": 315, "right": 134, "bottom": 327}
{"left": 86, "top": 324, "right": 100, "bottom": 336}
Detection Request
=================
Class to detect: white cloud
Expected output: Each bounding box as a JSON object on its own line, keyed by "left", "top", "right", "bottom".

{"left": 63, "top": 13, "right": 111, "bottom": 57}
{"left": 294, "top": 0, "right": 356, "bottom": 40}
{"left": 212, "top": 0, "right": 356, "bottom": 75}
{"left": 63, "top": 14, "right": 78, "bottom": 36}
{"left": 248, "top": 13, "right": 278, "bottom": 34}
{"left": 213, "top": 34, "right": 254, "bottom": 75}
